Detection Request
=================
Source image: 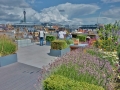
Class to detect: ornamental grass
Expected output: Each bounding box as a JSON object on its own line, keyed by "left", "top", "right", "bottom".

{"left": 0, "top": 34, "right": 17, "bottom": 57}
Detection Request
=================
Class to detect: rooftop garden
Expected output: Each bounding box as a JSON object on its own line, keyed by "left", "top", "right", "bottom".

{"left": 35, "top": 21, "right": 120, "bottom": 90}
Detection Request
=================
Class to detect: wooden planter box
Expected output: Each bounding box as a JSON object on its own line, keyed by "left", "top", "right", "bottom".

{"left": 70, "top": 44, "right": 88, "bottom": 51}
{"left": 50, "top": 47, "right": 70, "bottom": 57}
{"left": 0, "top": 53, "right": 17, "bottom": 67}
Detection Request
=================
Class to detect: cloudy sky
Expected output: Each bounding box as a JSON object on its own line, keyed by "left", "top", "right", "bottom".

{"left": 0, "top": 0, "right": 120, "bottom": 25}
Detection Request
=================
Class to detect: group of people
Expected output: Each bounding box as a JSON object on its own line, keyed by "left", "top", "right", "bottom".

{"left": 57, "top": 28, "right": 72, "bottom": 40}
{"left": 38, "top": 27, "right": 72, "bottom": 46}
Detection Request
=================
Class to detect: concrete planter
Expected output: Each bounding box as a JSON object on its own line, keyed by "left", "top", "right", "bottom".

{"left": 50, "top": 47, "right": 70, "bottom": 57}
{"left": 15, "top": 39, "right": 34, "bottom": 47}
{"left": 0, "top": 53, "right": 17, "bottom": 67}
{"left": 46, "top": 41, "right": 51, "bottom": 46}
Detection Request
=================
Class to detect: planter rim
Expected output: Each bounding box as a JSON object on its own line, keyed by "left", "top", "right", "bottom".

{"left": 51, "top": 47, "right": 70, "bottom": 50}
{"left": 0, "top": 53, "right": 17, "bottom": 57}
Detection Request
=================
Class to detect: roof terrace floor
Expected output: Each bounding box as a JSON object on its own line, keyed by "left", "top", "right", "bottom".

{"left": 0, "top": 44, "right": 57, "bottom": 90}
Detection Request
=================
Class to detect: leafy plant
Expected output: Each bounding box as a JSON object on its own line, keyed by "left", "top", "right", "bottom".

{"left": 44, "top": 75, "right": 104, "bottom": 90}
{"left": 117, "top": 44, "right": 120, "bottom": 65}
{"left": 51, "top": 40, "right": 68, "bottom": 50}
{"left": 46, "top": 35, "right": 56, "bottom": 42}
{"left": 0, "top": 35, "right": 17, "bottom": 57}
{"left": 76, "top": 35, "right": 86, "bottom": 42}
{"left": 94, "top": 38, "right": 117, "bottom": 52}
{"left": 65, "top": 39, "right": 73, "bottom": 45}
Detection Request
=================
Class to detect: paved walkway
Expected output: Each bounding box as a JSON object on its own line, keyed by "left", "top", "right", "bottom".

{"left": 17, "top": 44, "right": 57, "bottom": 68}
{"left": 0, "top": 44, "right": 57, "bottom": 90}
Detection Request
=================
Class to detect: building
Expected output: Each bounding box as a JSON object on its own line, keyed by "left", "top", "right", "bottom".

{"left": 78, "top": 24, "right": 98, "bottom": 30}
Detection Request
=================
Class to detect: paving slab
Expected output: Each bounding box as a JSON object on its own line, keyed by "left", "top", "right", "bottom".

{"left": 17, "top": 44, "right": 57, "bottom": 68}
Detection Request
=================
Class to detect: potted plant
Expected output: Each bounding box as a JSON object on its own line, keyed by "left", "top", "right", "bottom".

{"left": 0, "top": 34, "right": 18, "bottom": 67}
{"left": 49, "top": 40, "right": 70, "bottom": 56}
{"left": 46, "top": 35, "right": 56, "bottom": 46}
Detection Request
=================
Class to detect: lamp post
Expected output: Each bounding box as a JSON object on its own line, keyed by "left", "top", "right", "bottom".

{"left": 97, "top": 12, "right": 102, "bottom": 28}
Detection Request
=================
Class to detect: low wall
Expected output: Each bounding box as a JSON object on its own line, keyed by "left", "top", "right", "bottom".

{"left": 15, "top": 39, "right": 34, "bottom": 47}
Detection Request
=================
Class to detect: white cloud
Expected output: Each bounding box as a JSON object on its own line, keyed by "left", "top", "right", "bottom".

{"left": 0, "top": 0, "right": 30, "bottom": 8}
{"left": 82, "top": 17, "right": 115, "bottom": 24}
{"left": 56, "top": 3, "right": 100, "bottom": 18}
{"left": 0, "top": 1, "right": 100, "bottom": 25}
{"left": 101, "top": 0, "right": 120, "bottom": 3}
{"left": 101, "top": 7, "right": 120, "bottom": 18}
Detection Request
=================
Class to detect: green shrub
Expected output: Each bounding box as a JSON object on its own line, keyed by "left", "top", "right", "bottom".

{"left": 94, "top": 38, "right": 117, "bottom": 51}
{"left": 65, "top": 39, "right": 73, "bottom": 45}
{"left": 0, "top": 35, "right": 17, "bottom": 56}
{"left": 46, "top": 35, "right": 56, "bottom": 42}
{"left": 77, "top": 35, "right": 86, "bottom": 42}
{"left": 51, "top": 40, "right": 68, "bottom": 50}
{"left": 117, "top": 44, "right": 120, "bottom": 64}
{"left": 44, "top": 75, "right": 104, "bottom": 90}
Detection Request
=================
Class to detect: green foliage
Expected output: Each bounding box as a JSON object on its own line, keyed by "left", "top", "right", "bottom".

{"left": 94, "top": 38, "right": 117, "bottom": 52}
{"left": 0, "top": 35, "right": 17, "bottom": 56}
{"left": 53, "top": 65, "right": 99, "bottom": 86}
{"left": 51, "top": 40, "right": 68, "bottom": 50}
{"left": 117, "top": 44, "right": 120, "bottom": 61}
{"left": 98, "top": 31, "right": 104, "bottom": 40}
{"left": 65, "top": 39, "right": 73, "bottom": 45}
{"left": 76, "top": 35, "right": 86, "bottom": 42}
{"left": 44, "top": 75, "right": 104, "bottom": 90}
{"left": 87, "top": 49, "right": 115, "bottom": 65}
{"left": 98, "top": 23, "right": 119, "bottom": 41}
{"left": 46, "top": 35, "right": 56, "bottom": 42}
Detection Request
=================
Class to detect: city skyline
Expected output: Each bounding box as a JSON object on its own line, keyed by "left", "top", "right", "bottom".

{"left": 0, "top": 0, "right": 120, "bottom": 25}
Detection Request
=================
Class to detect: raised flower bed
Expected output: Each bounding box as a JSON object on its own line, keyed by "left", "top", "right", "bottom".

{"left": 0, "top": 34, "right": 17, "bottom": 67}
{"left": 49, "top": 40, "right": 70, "bottom": 56}
{"left": 0, "top": 54, "right": 17, "bottom": 67}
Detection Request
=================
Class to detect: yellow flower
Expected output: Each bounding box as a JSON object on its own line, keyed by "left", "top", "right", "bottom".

{"left": 116, "top": 57, "right": 119, "bottom": 60}
{"left": 117, "top": 75, "right": 120, "bottom": 79}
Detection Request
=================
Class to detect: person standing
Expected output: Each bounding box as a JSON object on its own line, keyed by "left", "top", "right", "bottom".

{"left": 58, "top": 28, "right": 65, "bottom": 39}
{"left": 38, "top": 28, "right": 45, "bottom": 46}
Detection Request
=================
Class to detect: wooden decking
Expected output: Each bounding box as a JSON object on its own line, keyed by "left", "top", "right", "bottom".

{"left": 0, "top": 62, "right": 40, "bottom": 90}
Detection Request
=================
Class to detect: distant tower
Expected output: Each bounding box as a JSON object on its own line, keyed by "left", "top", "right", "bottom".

{"left": 23, "top": 9, "right": 26, "bottom": 23}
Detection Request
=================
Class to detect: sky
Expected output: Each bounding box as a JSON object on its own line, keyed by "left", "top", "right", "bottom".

{"left": 0, "top": 0, "right": 120, "bottom": 25}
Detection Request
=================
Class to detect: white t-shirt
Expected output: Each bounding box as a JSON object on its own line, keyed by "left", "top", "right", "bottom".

{"left": 58, "top": 31, "right": 65, "bottom": 39}
{"left": 39, "top": 31, "right": 44, "bottom": 37}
